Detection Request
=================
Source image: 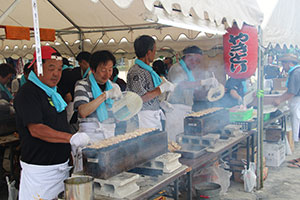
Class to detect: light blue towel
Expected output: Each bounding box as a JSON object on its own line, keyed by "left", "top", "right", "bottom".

{"left": 286, "top": 65, "right": 300, "bottom": 87}
{"left": 62, "top": 65, "right": 73, "bottom": 71}
{"left": 89, "top": 73, "right": 114, "bottom": 122}
{"left": 179, "top": 59, "right": 195, "bottom": 81}
{"left": 20, "top": 75, "right": 27, "bottom": 86}
{"left": 135, "top": 59, "right": 162, "bottom": 87}
{"left": 0, "top": 83, "right": 13, "bottom": 100}
{"left": 83, "top": 67, "right": 90, "bottom": 78}
{"left": 28, "top": 71, "right": 67, "bottom": 112}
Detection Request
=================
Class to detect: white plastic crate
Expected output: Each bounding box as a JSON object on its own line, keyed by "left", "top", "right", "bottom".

{"left": 263, "top": 142, "right": 285, "bottom": 167}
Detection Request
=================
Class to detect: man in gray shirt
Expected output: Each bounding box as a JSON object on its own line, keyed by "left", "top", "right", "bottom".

{"left": 272, "top": 54, "right": 300, "bottom": 142}
{"left": 127, "top": 35, "right": 174, "bottom": 130}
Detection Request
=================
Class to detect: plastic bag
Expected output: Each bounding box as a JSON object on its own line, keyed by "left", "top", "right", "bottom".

{"left": 215, "top": 162, "right": 232, "bottom": 194}
{"left": 6, "top": 176, "right": 18, "bottom": 200}
{"left": 242, "top": 162, "right": 256, "bottom": 192}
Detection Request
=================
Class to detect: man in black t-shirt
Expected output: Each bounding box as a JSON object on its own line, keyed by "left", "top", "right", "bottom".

{"left": 14, "top": 46, "right": 90, "bottom": 199}
{"left": 219, "top": 77, "right": 245, "bottom": 108}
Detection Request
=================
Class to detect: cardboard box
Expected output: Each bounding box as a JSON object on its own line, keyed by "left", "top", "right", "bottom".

{"left": 286, "top": 130, "right": 294, "bottom": 152}
{"left": 263, "top": 142, "right": 285, "bottom": 167}
{"left": 230, "top": 157, "right": 266, "bottom": 183}
{"left": 265, "top": 128, "right": 282, "bottom": 142}
{"left": 236, "top": 146, "right": 257, "bottom": 161}
{"left": 273, "top": 78, "right": 287, "bottom": 91}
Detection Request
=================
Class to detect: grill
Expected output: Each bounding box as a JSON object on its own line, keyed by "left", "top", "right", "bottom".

{"left": 82, "top": 128, "right": 168, "bottom": 179}
{"left": 184, "top": 107, "right": 229, "bottom": 135}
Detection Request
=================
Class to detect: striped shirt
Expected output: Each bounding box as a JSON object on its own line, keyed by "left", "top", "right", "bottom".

{"left": 126, "top": 64, "right": 160, "bottom": 111}
{"left": 74, "top": 78, "right": 116, "bottom": 121}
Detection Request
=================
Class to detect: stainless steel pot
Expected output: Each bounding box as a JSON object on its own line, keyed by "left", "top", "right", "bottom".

{"left": 64, "top": 176, "right": 94, "bottom": 200}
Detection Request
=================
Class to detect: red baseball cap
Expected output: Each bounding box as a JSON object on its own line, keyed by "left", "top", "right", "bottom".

{"left": 28, "top": 46, "right": 62, "bottom": 68}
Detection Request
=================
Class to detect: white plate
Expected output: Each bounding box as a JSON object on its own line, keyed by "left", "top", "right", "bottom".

{"left": 111, "top": 91, "right": 143, "bottom": 121}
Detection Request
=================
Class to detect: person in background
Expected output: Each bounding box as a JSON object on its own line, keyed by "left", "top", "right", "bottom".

{"left": 74, "top": 51, "right": 91, "bottom": 80}
{"left": 220, "top": 77, "right": 245, "bottom": 108}
{"left": 126, "top": 35, "right": 175, "bottom": 130}
{"left": 0, "top": 63, "right": 16, "bottom": 179}
{"left": 0, "top": 63, "right": 15, "bottom": 102}
{"left": 74, "top": 50, "right": 122, "bottom": 138}
{"left": 264, "top": 55, "right": 281, "bottom": 79}
{"left": 13, "top": 46, "right": 90, "bottom": 199}
{"left": 271, "top": 54, "right": 300, "bottom": 143}
{"left": 164, "top": 57, "right": 173, "bottom": 72}
{"left": 57, "top": 58, "right": 76, "bottom": 123}
{"left": 110, "top": 66, "right": 127, "bottom": 91}
{"left": 11, "top": 63, "right": 31, "bottom": 96}
{"left": 153, "top": 60, "right": 168, "bottom": 78}
{"left": 264, "top": 55, "right": 281, "bottom": 93}
{"left": 166, "top": 46, "right": 218, "bottom": 141}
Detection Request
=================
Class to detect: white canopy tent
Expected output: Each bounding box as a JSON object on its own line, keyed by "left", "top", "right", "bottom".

{"left": 0, "top": 0, "right": 263, "bottom": 58}
{"left": 262, "top": 0, "right": 300, "bottom": 48}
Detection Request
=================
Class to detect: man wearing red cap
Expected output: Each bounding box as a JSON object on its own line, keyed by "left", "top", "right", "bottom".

{"left": 14, "top": 46, "right": 90, "bottom": 199}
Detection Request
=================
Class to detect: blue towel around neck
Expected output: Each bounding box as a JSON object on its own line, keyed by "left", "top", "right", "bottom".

{"left": 20, "top": 75, "right": 27, "bottom": 86}
{"left": 28, "top": 71, "right": 67, "bottom": 112}
{"left": 62, "top": 65, "right": 73, "bottom": 71}
{"left": 89, "top": 73, "right": 114, "bottom": 122}
{"left": 0, "top": 83, "right": 13, "bottom": 100}
{"left": 113, "top": 75, "right": 118, "bottom": 83}
{"left": 135, "top": 59, "right": 162, "bottom": 87}
{"left": 179, "top": 59, "right": 195, "bottom": 81}
{"left": 83, "top": 67, "right": 90, "bottom": 78}
{"left": 286, "top": 65, "right": 300, "bottom": 87}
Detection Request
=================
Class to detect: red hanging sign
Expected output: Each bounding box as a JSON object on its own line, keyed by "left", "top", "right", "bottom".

{"left": 223, "top": 24, "right": 258, "bottom": 79}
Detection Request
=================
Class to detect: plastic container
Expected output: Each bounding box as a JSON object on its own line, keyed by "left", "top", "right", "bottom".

{"left": 195, "top": 182, "right": 221, "bottom": 200}
{"left": 229, "top": 108, "right": 253, "bottom": 122}
{"left": 264, "top": 113, "right": 270, "bottom": 121}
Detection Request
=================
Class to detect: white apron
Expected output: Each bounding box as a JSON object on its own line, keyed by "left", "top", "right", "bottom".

{"left": 19, "top": 160, "right": 71, "bottom": 200}
{"left": 138, "top": 110, "right": 163, "bottom": 130}
{"left": 165, "top": 104, "right": 192, "bottom": 142}
{"left": 289, "top": 96, "right": 300, "bottom": 142}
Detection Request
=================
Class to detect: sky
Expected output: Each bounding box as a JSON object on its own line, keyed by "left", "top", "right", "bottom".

{"left": 256, "top": 0, "right": 279, "bottom": 28}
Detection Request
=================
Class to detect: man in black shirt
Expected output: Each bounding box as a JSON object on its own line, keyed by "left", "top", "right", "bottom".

{"left": 14, "top": 46, "right": 90, "bottom": 199}
{"left": 220, "top": 77, "right": 245, "bottom": 108}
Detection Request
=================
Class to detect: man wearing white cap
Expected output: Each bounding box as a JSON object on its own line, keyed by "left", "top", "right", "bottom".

{"left": 272, "top": 53, "right": 300, "bottom": 142}
{"left": 14, "top": 46, "right": 90, "bottom": 199}
{"left": 166, "top": 46, "right": 218, "bottom": 141}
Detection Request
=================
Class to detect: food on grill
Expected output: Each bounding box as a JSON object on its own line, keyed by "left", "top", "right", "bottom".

{"left": 87, "top": 128, "right": 156, "bottom": 149}
{"left": 185, "top": 107, "right": 223, "bottom": 117}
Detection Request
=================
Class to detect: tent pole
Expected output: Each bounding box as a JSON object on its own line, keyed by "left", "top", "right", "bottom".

{"left": 256, "top": 25, "right": 264, "bottom": 189}
{"left": 47, "top": 0, "right": 84, "bottom": 52}
{"left": 57, "top": 34, "right": 76, "bottom": 57}
{"left": 91, "top": 33, "right": 105, "bottom": 53}
{"left": 0, "top": 0, "right": 21, "bottom": 24}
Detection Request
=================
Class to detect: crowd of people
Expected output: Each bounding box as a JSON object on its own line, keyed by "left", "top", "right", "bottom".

{"left": 0, "top": 34, "right": 299, "bottom": 199}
